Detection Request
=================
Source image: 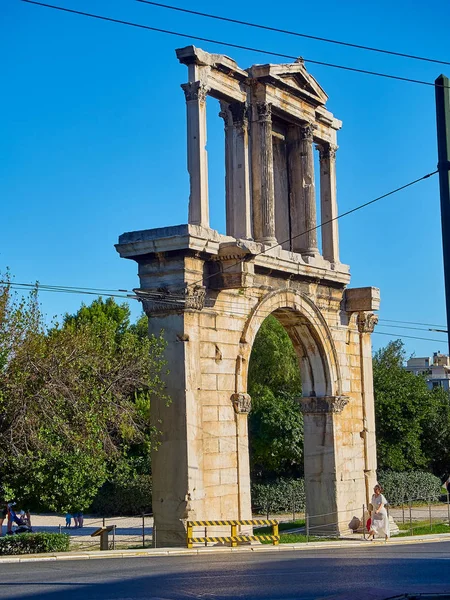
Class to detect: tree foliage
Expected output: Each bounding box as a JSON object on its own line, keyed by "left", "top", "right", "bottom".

{"left": 248, "top": 315, "right": 303, "bottom": 481}
{"left": 0, "top": 278, "right": 167, "bottom": 511}
{"left": 373, "top": 340, "right": 450, "bottom": 476}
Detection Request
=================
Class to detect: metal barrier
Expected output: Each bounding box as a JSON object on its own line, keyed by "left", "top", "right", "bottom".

{"left": 186, "top": 519, "right": 279, "bottom": 548}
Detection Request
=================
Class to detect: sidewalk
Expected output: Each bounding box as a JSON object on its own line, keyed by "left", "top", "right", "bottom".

{"left": 0, "top": 531, "right": 449, "bottom": 564}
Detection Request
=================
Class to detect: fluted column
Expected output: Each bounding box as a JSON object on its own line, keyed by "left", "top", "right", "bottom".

{"left": 181, "top": 81, "right": 209, "bottom": 228}
{"left": 251, "top": 102, "right": 276, "bottom": 244}
{"left": 292, "top": 124, "right": 319, "bottom": 256}
{"left": 319, "top": 144, "right": 339, "bottom": 263}
{"left": 220, "top": 102, "right": 252, "bottom": 240}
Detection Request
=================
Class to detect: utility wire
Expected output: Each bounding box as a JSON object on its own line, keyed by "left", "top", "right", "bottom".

{"left": 136, "top": 0, "right": 450, "bottom": 67}
{"left": 189, "top": 169, "right": 439, "bottom": 288}
{"left": 378, "top": 318, "right": 447, "bottom": 329}
{"left": 373, "top": 331, "right": 448, "bottom": 344}
{"left": 377, "top": 323, "right": 448, "bottom": 334}
{"left": 3, "top": 282, "right": 447, "bottom": 343}
{"left": 21, "top": 1, "right": 449, "bottom": 89}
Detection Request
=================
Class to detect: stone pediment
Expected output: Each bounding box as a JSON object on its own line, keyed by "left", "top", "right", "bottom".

{"left": 250, "top": 62, "right": 328, "bottom": 106}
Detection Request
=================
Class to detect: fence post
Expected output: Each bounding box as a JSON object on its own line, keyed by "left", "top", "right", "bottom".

{"left": 409, "top": 499, "right": 413, "bottom": 536}
{"left": 204, "top": 526, "right": 207, "bottom": 547}
{"left": 429, "top": 501, "right": 432, "bottom": 530}
{"left": 153, "top": 522, "right": 156, "bottom": 548}
{"left": 272, "top": 522, "right": 279, "bottom": 546}
{"left": 187, "top": 522, "right": 193, "bottom": 549}
{"left": 292, "top": 488, "right": 296, "bottom": 522}
{"left": 362, "top": 505, "right": 365, "bottom": 540}
{"left": 103, "top": 517, "right": 106, "bottom": 528}
{"left": 58, "top": 524, "right": 62, "bottom": 535}
{"left": 402, "top": 502, "right": 405, "bottom": 524}
{"left": 142, "top": 513, "right": 145, "bottom": 548}
{"left": 112, "top": 524, "right": 116, "bottom": 550}
{"left": 306, "top": 513, "right": 309, "bottom": 543}
{"left": 448, "top": 491, "right": 450, "bottom": 526}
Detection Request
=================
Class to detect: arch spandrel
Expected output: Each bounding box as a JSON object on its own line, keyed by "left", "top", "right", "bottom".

{"left": 237, "top": 288, "right": 342, "bottom": 399}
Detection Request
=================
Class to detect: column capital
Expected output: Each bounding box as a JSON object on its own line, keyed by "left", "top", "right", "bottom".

{"left": 256, "top": 101, "right": 272, "bottom": 122}
{"left": 181, "top": 81, "right": 209, "bottom": 103}
{"left": 357, "top": 312, "right": 379, "bottom": 334}
{"left": 298, "top": 396, "right": 350, "bottom": 414}
{"left": 299, "top": 123, "right": 316, "bottom": 142}
{"left": 229, "top": 102, "right": 249, "bottom": 127}
{"left": 231, "top": 392, "right": 252, "bottom": 414}
{"left": 318, "top": 143, "right": 338, "bottom": 161}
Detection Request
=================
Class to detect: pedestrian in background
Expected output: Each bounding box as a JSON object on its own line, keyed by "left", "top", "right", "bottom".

{"left": 65, "top": 513, "right": 72, "bottom": 528}
{"left": 367, "top": 484, "right": 390, "bottom": 542}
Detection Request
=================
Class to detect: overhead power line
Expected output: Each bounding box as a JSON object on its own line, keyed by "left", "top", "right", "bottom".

{"left": 373, "top": 331, "right": 448, "bottom": 344}
{"left": 378, "top": 318, "right": 447, "bottom": 329}
{"left": 136, "top": 0, "right": 450, "bottom": 67}
{"left": 21, "top": 1, "right": 449, "bottom": 89}
{"left": 189, "top": 169, "right": 439, "bottom": 288}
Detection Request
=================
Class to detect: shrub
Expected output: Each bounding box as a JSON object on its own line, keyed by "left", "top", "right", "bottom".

{"left": 251, "top": 479, "right": 305, "bottom": 514}
{"left": 90, "top": 475, "right": 152, "bottom": 516}
{"left": 0, "top": 533, "right": 70, "bottom": 555}
{"left": 377, "top": 471, "right": 442, "bottom": 505}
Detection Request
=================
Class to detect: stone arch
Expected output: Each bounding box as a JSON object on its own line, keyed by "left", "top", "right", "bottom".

{"left": 237, "top": 288, "right": 342, "bottom": 399}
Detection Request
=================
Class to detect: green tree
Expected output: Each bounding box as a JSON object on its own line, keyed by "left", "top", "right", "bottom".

{"left": 373, "top": 340, "right": 434, "bottom": 471}
{"left": 0, "top": 281, "right": 166, "bottom": 512}
{"left": 248, "top": 315, "right": 303, "bottom": 481}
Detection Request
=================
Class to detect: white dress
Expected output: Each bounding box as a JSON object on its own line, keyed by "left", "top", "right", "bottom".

{"left": 371, "top": 493, "right": 390, "bottom": 539}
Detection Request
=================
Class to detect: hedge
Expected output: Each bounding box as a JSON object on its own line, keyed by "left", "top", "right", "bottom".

{"left": 377, "top": 471, "right": 442, "bottom": 505}
{"left": 90, "top": 475, "right": 152, "bottom": 516}
{"left": 251, "top": 479, "right": 305, "bottom": 514}
{"left": 0, "top": 533, "right": 70, "bottom": 555}
{"left": 251, "top": 472, "right": 442, "bottom": 514}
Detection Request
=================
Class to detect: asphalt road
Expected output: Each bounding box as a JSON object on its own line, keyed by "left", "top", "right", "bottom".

{"left": 1, "top": 542, "right": 450, "bottom": 600}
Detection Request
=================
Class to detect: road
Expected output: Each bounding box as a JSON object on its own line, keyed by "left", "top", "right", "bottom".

{"left": 0, "top": 541, "right": 450, "bottom": 600}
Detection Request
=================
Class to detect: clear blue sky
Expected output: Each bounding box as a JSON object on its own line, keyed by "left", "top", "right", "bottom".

{"left": 2, "top": 0, "right": 449, "bottom": 357}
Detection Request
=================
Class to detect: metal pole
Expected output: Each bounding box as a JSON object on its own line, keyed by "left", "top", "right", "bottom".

{"left": 429, "top": 501, "right": 432, "bottom": 530}
{"left": 306, "top": 513, "right": 309, "bottom": 543}
{"left": 402, "top": 502, "right": 405, "bottom": 524}
{"left": 292, "top": 488, "right": 295, "bottom": 523}
{"left": 112, "top": 525, "right": 116, "bottom": 550}
{"left": 435, "top": 74, "right": 450, "bottom": 351}
{"left": 447, "top": 491, "right": 450, "bottom": 525}
{"left": 58, "top": 524, "right": 62, "bottom": 534}
{"left": 142, "top": 514, "right": 145, "bottom": 548}
{"left": 409, "top": 500, "right": 413, "bottom": 536}
{"left": 362, "top": 505, "right": 365, "bottom": 540}
{"left": 103, "top": 517, "right": 106, "bottom": 528}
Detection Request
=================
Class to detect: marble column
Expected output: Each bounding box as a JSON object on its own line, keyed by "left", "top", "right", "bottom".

{"left": 231, "top": 392, "right": 252, "bottom": 526}
{"left": 319, "top": 144, "right": 339, "bottom": 264}
{"left": 293, "top": 123, "right": 319, "bottom": 256}
{"left": 251, "top": 102, "right": 276, "bottom": 244}
{"left": 220, "top": 102, "right": 252, "bottom": 240}
{"left": 181, "top": 81, "right": 209, "bottom": 228}
{"left": 357, "top": 312, "right": 379, "bottom": 507}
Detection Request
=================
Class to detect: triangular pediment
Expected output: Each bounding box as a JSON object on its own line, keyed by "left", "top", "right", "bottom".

{"left": 250, "top": 62, "right": 328, "bottom": 106}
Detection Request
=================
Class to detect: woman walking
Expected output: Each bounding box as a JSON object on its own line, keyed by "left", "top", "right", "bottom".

{"left": 368, "top": 484, "right": 390, "bottom": 541}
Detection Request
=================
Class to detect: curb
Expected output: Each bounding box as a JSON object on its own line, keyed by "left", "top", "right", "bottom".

{"left": 0, "top": 533, "right": 449, "bottom": 564}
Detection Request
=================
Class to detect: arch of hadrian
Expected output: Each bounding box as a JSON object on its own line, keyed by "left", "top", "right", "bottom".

{"left": 116, "top": 46, "right": 380, "bottom": 547}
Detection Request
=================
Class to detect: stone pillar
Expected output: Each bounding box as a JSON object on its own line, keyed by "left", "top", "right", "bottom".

{"left": 357, "top": 312, "right": 379, "bottom": 506}
{"left": 251, "top": 102, "right": 276, "bottom": 244}
{"left": 231, "top": 393, "right": 252, "bottom": 524}
{"left": 289, "top": 124, "right": 319, "bottom": 256}
{"left": 319, "top": 144, "right": 339, "bottom": 264}
{"left": 299, "top": 395, "right": 349, "bottom": 535}
{"left": 220, "top": 102, "right": 252, "bottom": 240}
{"left": 181, "top": 81, "right": 209, "bottom": 227}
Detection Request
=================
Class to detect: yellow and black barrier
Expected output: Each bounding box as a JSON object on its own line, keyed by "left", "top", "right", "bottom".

{"left": 186, "top": 519, "right": 279, "bottom": 548}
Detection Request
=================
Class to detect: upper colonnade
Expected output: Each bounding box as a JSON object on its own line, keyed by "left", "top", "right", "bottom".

{"left": 177, "top": 45, "right": 342, "bottom": 265}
